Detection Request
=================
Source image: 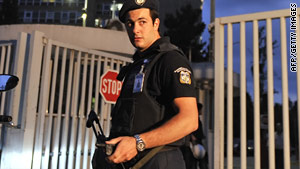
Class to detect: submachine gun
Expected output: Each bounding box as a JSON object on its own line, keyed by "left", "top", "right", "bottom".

{"left": 86, "top": 110, "right": 121, "bottom": 169}
{"left": 86, "top": 110, "right": 162, "bottom": 169}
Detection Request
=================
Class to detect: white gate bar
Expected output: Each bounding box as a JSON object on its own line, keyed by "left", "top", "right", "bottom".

{"left": 226, "top": 23, "right": 233, "bottom": 169}
{"left": 68, "top": 51, "right": 82, "bottom": 169}
{"left": 5, "top": 45, "right": 11, "bottom": 73}
{"left": 296, "top": 14, "right": 300, "bottom": 167}
{"left": 21, "top": 31, "right": 45, "bottom": 169}
{"left": 266, "top": 18, "right": 275, "bottom": 169}
{"left": 214, "top": 17, "right": 225, "bottom": 169}
{"left": 59, "top": 49, "right": 75, "bottom": 169}
{"left": 12, "top": 32, "right": 27, "bottom": 126}
{"left": 280, "top": 16, "right": 291, "bottom": 169}
{"left": 51, "top": 40, "right": 132, "bottom": 63}
{"left": 43, "top": 45, "right": 59, "bottom": 169}
{"left": 0, "top": 44, "right": 12, "bottom": 117}
{"left": 75, "top": 54, "right": 89, "bottom": 169}
{"left": 252, "top": 19, "right": 261, "bottom": 169}
{"left": 0, "top": 45, "right": 8, "bottom": 117}
{"left": 90, "top": 54, "right": 103, "bottom": 166}
{"left": 94, "top": 55, "right": 102, "bottom": 123}
{"left": 87, "top": 55, "right": 97, "bottom": 169}
{"left": 101, "top": 57, "right": 110, "bottom": 137}
{"left": 32, "top": 38, "right": 52, "bottom": 169}
{"left": 52, "top": 47, "right": 67, "bottom": 169}
{"left": 1, "top": 45, "right": 11, "bottom": 115}
{"left": 83, "top": 54, "right": 95, "bottom": 169}
{"left": 240, "top": 21, "right": 247, "bottom": 169}
{"left": 220, "top": 8, "right": 295, "bottom": 24}
{"left": 0, "top": 45, "right": 6, "bottom": 73}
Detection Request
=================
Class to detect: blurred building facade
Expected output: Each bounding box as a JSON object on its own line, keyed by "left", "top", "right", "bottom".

{"left": 0, "top": 0, "right": 202, "bottom": 32}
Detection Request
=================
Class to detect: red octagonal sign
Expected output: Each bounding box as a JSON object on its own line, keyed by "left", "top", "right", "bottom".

{"left": 100, "top": 70, "right": 122, "bottom": 104}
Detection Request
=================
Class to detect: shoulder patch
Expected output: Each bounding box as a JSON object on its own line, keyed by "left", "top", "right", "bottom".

{"left": 174, "top": 67, "right": 191, "bottom": 74}
{"left": 174, "top": 67, "right": 192, "bottom": 85}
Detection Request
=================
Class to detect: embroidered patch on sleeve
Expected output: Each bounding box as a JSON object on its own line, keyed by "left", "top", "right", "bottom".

{"left": 174, "top": 67, "right": 192, "bottom": 85}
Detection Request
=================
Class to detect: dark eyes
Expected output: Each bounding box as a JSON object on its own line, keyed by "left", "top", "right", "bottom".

{"left": 126, "top": 20, "right": 147, "bottom": 28}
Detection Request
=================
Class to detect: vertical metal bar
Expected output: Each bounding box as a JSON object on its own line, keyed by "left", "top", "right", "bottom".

{"left": 226, "top": 22, "right": 233, "bottom": 169}
{"left": 43, "top": 45, "right": 60, "bottom": 169}
{"left": 266, "top": 18, "right": 275, "bottom": 169}
{"left": 240, "top": 21, "right": 247, "bottom": 169}
{"left": 83, "top": 54, "right": 95, "bottom": 169}
{"left": 253, "top": 19, "right": 261, "bottom": 169}
{"left": 101, "top": 57, "right": 111, "bottom": 137}
{"left": 32, "top": 38, "right": 52, "bottom": 169}
{"left": 59, "top": 49, "right": 75, "bottom": 169}
{"left": 0, "top": 46, "right": 5, "bottom": 73}
{"left": 280, "top": 16, "right": 291, "bottom": 169}
{"left": 100, "top": 56, "right": 106, "bottom": 132}
{"left": 75, "top": 54, "right": 88, "bottom": 169}
{"left": 21, "top": 31, "right": 45, "bottom": 169}
{"left": 214, "top": 18, "right": 225, "bottom": 169}
{"left": 68, "top": 51, "right": 82, "bottom": 169}
{"left": 4, "top": 45, "right": 11, "bottom": 73}
{"left": 0, "top": 45, "right": 7, "bottom": 116}
{"left": 95, "top": 55, "right": 102, "bottom": 117}
{"left": 0, "top": 45, "right": 12, "bottom": 118}
{"left": 11, "top": 32, "right": 27, "bottom": 126}
{"left": 94, "top": 56, "right": 101, "bottom": 117}
{"left": 89, "top": 54, "right": 102, "bottom": 168}
{"left": 0, "top": 46, "right": 7, "bottom": 115}
{"left": 52, "top": 47, "right": 67, "bottom": 169}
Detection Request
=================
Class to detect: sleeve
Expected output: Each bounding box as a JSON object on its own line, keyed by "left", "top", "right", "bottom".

{"left": 159, "top": 51, "right": 197, "bottom": 100}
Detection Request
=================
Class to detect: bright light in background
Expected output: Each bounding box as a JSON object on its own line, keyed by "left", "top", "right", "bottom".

{"left": 82, "top": 10, "right": 87, "bottom": 27}
{"left": 81, "top": 12, "right": 87, "bottom": 20}
{"left": 116, "top": 3, "right": 123, "bottom": 10}
{"left": 110, "top": 1, "right": 123, "bottom": 19}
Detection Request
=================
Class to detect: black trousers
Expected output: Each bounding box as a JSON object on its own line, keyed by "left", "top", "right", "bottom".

{"left": 141, "top": 148, "right": 186, "bottom": 169}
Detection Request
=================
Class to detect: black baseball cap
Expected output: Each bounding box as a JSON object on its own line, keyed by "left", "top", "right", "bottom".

{"left": 119, "top": 0, "right": 159, "bottom": 23}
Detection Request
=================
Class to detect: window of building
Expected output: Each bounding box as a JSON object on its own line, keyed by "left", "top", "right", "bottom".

{"left": 102, "top": 3, "right": 111, "bottom": 16}
{"left": 54, "top": 0, "right": 61, "bottom": 5}
{"left": 77, "top": 0, "right": 83, "bottom": 6}
{"left": 54, "top": 12, "right": 60, "bottom": 22}
{"left": 32, "top": 11, "right": 39, "bottom": 23}
{"left": 19, "top": 0, "right": 26, "bottom": 5}
{"left": 76, "top": 11, "right": 83, "bottom": 25}
{"left": 33, "top": 0, "right": 40, "bottom": 5}
{"left": 69, "top": 12, "right": 77, "bottom": 24}
{"left": 61, "top": 11, "right": 70, "bottom": 24}
{"left": 23, "top": 11, "right": 33, "bottom": 23}
{"left": 46, "top": 11, "right": 55, "bottom": 23}
{"left": 27, "top": 0, "right": 33, "bottom": 5}
{"left": 39, "top": 11, "right": 46, "bottom": 22}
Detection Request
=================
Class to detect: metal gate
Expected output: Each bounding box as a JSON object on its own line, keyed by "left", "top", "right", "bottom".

{"left": 0, "top": 31, "right": 132, "bottom": 169}
{"left": 214, "top": 7, "right": 300, "bottom": 169}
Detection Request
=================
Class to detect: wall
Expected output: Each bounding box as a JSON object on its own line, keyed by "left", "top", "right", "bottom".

{"left": 0, "top": 24, "right": 135, "bottom": 56}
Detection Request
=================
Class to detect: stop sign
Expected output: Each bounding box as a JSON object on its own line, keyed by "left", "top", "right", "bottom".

{"left": 100, "top": 70, "right": 122, "bottom": 104}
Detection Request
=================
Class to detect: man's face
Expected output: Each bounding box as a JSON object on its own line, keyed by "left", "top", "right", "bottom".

{"left": 125, "top": 8, "right": 160, "bottom": 52}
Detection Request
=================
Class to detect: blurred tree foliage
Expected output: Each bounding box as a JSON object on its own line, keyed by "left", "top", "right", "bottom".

{"left": 164, "top": 3, "right": 207, "bottom": 62}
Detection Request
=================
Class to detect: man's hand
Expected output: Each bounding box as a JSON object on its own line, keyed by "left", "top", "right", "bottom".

{"left": 106, "top": 136, "right": 138, "bottom": 163}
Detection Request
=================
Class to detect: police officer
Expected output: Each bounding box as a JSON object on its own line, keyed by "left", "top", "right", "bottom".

{"left": 106, "top": 0, "right": 198, "bottom": 168}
